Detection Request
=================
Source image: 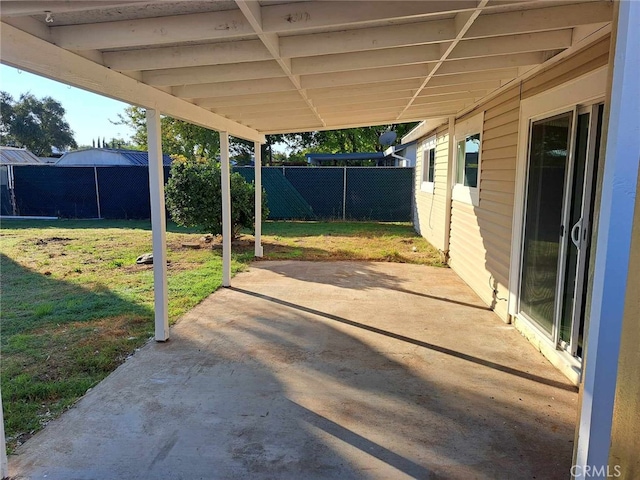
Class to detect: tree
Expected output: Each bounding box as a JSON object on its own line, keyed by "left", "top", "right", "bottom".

{"left": 0, "top": 92, "right": 77, "bottom": 156}
{"left": 114, "top": 106, "right": 288, "bottom": 164}
{"left": 114, "top": 106, "right": 417, "bottom": 164}
{"left": 280, "top": 124, "right": 418, "bottom": 154}
{"left": 165, "top": 156, "right": 268, "bottom": 238}
{"left": 113, "top": 106, "right": 222, "bottom": 161}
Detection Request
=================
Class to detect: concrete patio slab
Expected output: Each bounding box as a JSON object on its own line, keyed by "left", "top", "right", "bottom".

{"left": 9, "top": 261, "right": 578, "bottom": 480}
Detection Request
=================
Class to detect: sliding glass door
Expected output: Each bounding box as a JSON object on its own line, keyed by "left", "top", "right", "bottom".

{"left": 519, "top": 103, "right": 603, "bottom": 359}
{"left": 520, "top": 112, "right": 573, "bottom": 335}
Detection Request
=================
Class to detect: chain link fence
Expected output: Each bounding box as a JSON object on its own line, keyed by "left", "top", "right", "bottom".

{"left": 7, "top": 165, "right": 413, "bottom": 221}
{"left": 12, "top": 165, "right": 99, "bottom": 218}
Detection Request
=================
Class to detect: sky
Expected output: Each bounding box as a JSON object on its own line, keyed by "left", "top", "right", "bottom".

{"left": 1, "top": 64, "right": 136, "bottom": 147}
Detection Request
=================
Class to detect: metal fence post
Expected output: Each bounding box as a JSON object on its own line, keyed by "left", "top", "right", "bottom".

{"left": 342, "top": 166, "right": 347, "bottom": 220}
{"left": 94, "top": 166, "right": 102, "bottom": 219}
{"left": 8, "top": 165, "right": 17, "bottom": 216}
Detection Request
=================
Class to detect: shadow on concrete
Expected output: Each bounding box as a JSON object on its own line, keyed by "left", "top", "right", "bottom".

{"left": 8, "top": 262, "right": 578, "bottom": 479}
{"left": 288, "top": 399, "right": 431, "bottom": 478}
{"left": 232, "top": 286, "right": 576, "bottom": 393}
{"left": 254, "top": 260, "right": 491, "bottom": 311}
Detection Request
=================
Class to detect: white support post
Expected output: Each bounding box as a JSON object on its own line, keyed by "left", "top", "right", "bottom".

{"left": 146, "top": 109, "right": 169, "bottom": 342}
{"left": 220, "top": 131, "right": 232, "bottom": 287}
{"left": 1, "top": 386, "right": 8, "bottom": 480}
{"left": 254, "top": 141, "right": 264, "bottom": 258}
{"left": 575, "top": 0, "right": 640, "bottom": 475}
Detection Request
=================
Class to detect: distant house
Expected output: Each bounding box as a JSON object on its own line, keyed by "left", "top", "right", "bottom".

{"left": 56, "top": 148, "right": 172, "bottom": 166}
{"left": 0, "top": 146, "right": 45, "bottom": 165}
{"left": 306, "top": 141, "right": 417, "bottom": 167}
{"left": 383, "top": 141, "right": 417, "bottom": 167}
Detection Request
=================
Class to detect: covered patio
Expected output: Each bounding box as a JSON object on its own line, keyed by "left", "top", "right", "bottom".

{"left": 8, "top": 261, "right": 577, "bottom": 479}
{"left": 1, "top": 1, "right": 639, "bottom": 478}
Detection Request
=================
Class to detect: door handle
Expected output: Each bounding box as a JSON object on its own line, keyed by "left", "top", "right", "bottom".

{"left": 571, "top": 220, "right": 582, "bottom": 248}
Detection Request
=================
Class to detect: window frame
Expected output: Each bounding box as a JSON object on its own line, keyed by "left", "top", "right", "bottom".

{"left": 452, "top": 112, "right": 484, "bottom": 206}
{"left": 420, "top": 135, "right": 437, "bottom": 193}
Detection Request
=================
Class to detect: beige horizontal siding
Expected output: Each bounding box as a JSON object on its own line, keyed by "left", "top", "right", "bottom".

{"left": 448, "top": 84, "right": 520, "bottom": 322}
{"left": 412, "top": 36, "right": 612, "bottom": 323}
{"left": 413, "top": 124, "right": 449, "bottom": 251}
{"left": 447, "top": 36, "right": 610, "bottom": 322}
{"left": 484, "top": 108, "right": 520, "bottom": 131}
{"left": 522, "top": 37, "right": 610, "bottom": 98}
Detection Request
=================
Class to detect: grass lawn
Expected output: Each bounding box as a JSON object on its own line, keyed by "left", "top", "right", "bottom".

{"left": 0, "top": 219, "right": 440, "bottom": 450}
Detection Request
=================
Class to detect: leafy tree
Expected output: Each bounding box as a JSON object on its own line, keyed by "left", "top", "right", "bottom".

{"left": 0, "top": 92, "right": 77, "bottom": 156}
{"left": 114, "top": 106, "right": 290, "bottom": 165}
{"left": 281, "top": 124, "right": 418, "bottom": 154}
{"left": 165, "top": 156, "right": 268, "bottom": 239}
{"left": 113, "top": 106, "right": 416, "bottom": 165}
{"left": 112, "top": 106, "right": 220, "bottom": 161}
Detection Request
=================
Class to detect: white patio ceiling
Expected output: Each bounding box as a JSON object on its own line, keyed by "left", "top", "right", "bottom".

{"left": 0, "top": 1, "right": 612, "bottom": 141}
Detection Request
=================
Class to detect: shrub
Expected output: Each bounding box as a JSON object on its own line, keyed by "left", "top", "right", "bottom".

{"left": 165, "top": 157, "right": 268, "bottom": 238}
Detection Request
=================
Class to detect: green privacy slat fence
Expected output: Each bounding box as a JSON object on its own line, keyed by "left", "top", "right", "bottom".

{"left": 281, "top": 167, "right": 344, "bottom": 218}
{"left": 233, "top": 167, "right": 314, "bottom": 220}
{"left": 8, "top": 165, "right": 413, "bottom": 221}
{"left": 345, "top": 168, "right": 414, "bottom": 221}
{"left": 12, "top": 165, "right": 99, "bottom": 218}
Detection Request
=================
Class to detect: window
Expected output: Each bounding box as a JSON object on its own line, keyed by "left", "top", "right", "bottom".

{"left": 453, "top": 112, "right": 484, "bottom": 205}
{"left": 420, "top": 135, "right": 436, "bottom": 193}
{"left": 456, "top": 133, "right": 480, "bottom": 187}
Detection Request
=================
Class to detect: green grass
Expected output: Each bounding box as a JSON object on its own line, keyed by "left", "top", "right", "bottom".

{"left": 245, "top": 220, "right": 442, "bottom": 264}
{"left": 0, "top": 219, "right": 440, "bottom": 450}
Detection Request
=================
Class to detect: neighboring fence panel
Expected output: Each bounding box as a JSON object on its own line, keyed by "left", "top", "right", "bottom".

{"left": 283, "top": 167, "right": 344, "bottom": 219}
{"left": 96, "top": 166, "right": 171, "bottom": 219}
{"left": 97, "top": 166, "right": 150, "bottom": 219}
{"left": 13, "top": 165, "right": 98, "bottom": 218}
{"left": 0, "top": 166, "right": 12, "bottom": 216}
{"left": 345, "top": 168, "right": 413, "bottom": 221}
{"left": 8, "top": 165, "right": 414, "bottom": 222}
{"left": 234, "top": 167, "right": 314, "bottom": 220}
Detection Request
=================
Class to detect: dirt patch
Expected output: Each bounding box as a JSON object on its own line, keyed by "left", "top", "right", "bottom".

{"left": 34, "top": 237, "right": 73, "bottom": 246}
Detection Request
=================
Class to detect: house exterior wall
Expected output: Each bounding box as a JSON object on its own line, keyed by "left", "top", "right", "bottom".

{"left": 449, "top": 86, "right": 520, "bottom": 322}
{"left": 412, "top": 36, "right": 611, "bottom": 325}
{"left": 608, "top": 168, "right": 640, "bottom": 479}
{"left": 413, "top": 123, "right": 449, "bottom": 252}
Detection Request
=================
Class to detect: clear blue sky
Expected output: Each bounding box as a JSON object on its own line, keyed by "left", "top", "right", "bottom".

{"left": 0, "top": 65, "right": 135, "bottom": 147}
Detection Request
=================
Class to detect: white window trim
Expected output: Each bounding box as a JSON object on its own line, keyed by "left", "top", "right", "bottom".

{"left": 452, "top": 112, "right": 484, "bottom": 206}
{"left": 420, "top": 135, "right": 436, "bottom": 193}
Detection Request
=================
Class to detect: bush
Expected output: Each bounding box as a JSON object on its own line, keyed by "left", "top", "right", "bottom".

{"left": 165, "top": 157, "right": 268, "bottom": 238}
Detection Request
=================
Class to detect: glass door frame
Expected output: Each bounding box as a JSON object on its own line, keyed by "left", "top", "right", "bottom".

{"left": 516, "top": 106, "right": 577, "bottom": 342}
{"left": 515, "top": 100, "right": 604, "bottom": 354}
{"left": 560, "top": 103, "right": 603, "bottom": 357}
{"left": 507, "top": 67, "right": 607, "bottom": 382}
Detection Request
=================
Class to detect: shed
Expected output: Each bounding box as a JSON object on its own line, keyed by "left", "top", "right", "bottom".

{"left": 1, "top": 147, "right": 44, "bottom": 215}
{"left": 0, "top": 146, "right": 44, "bottom": 165}
{"left": 56, "top": 148, "right": 172, "bottom": 166}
